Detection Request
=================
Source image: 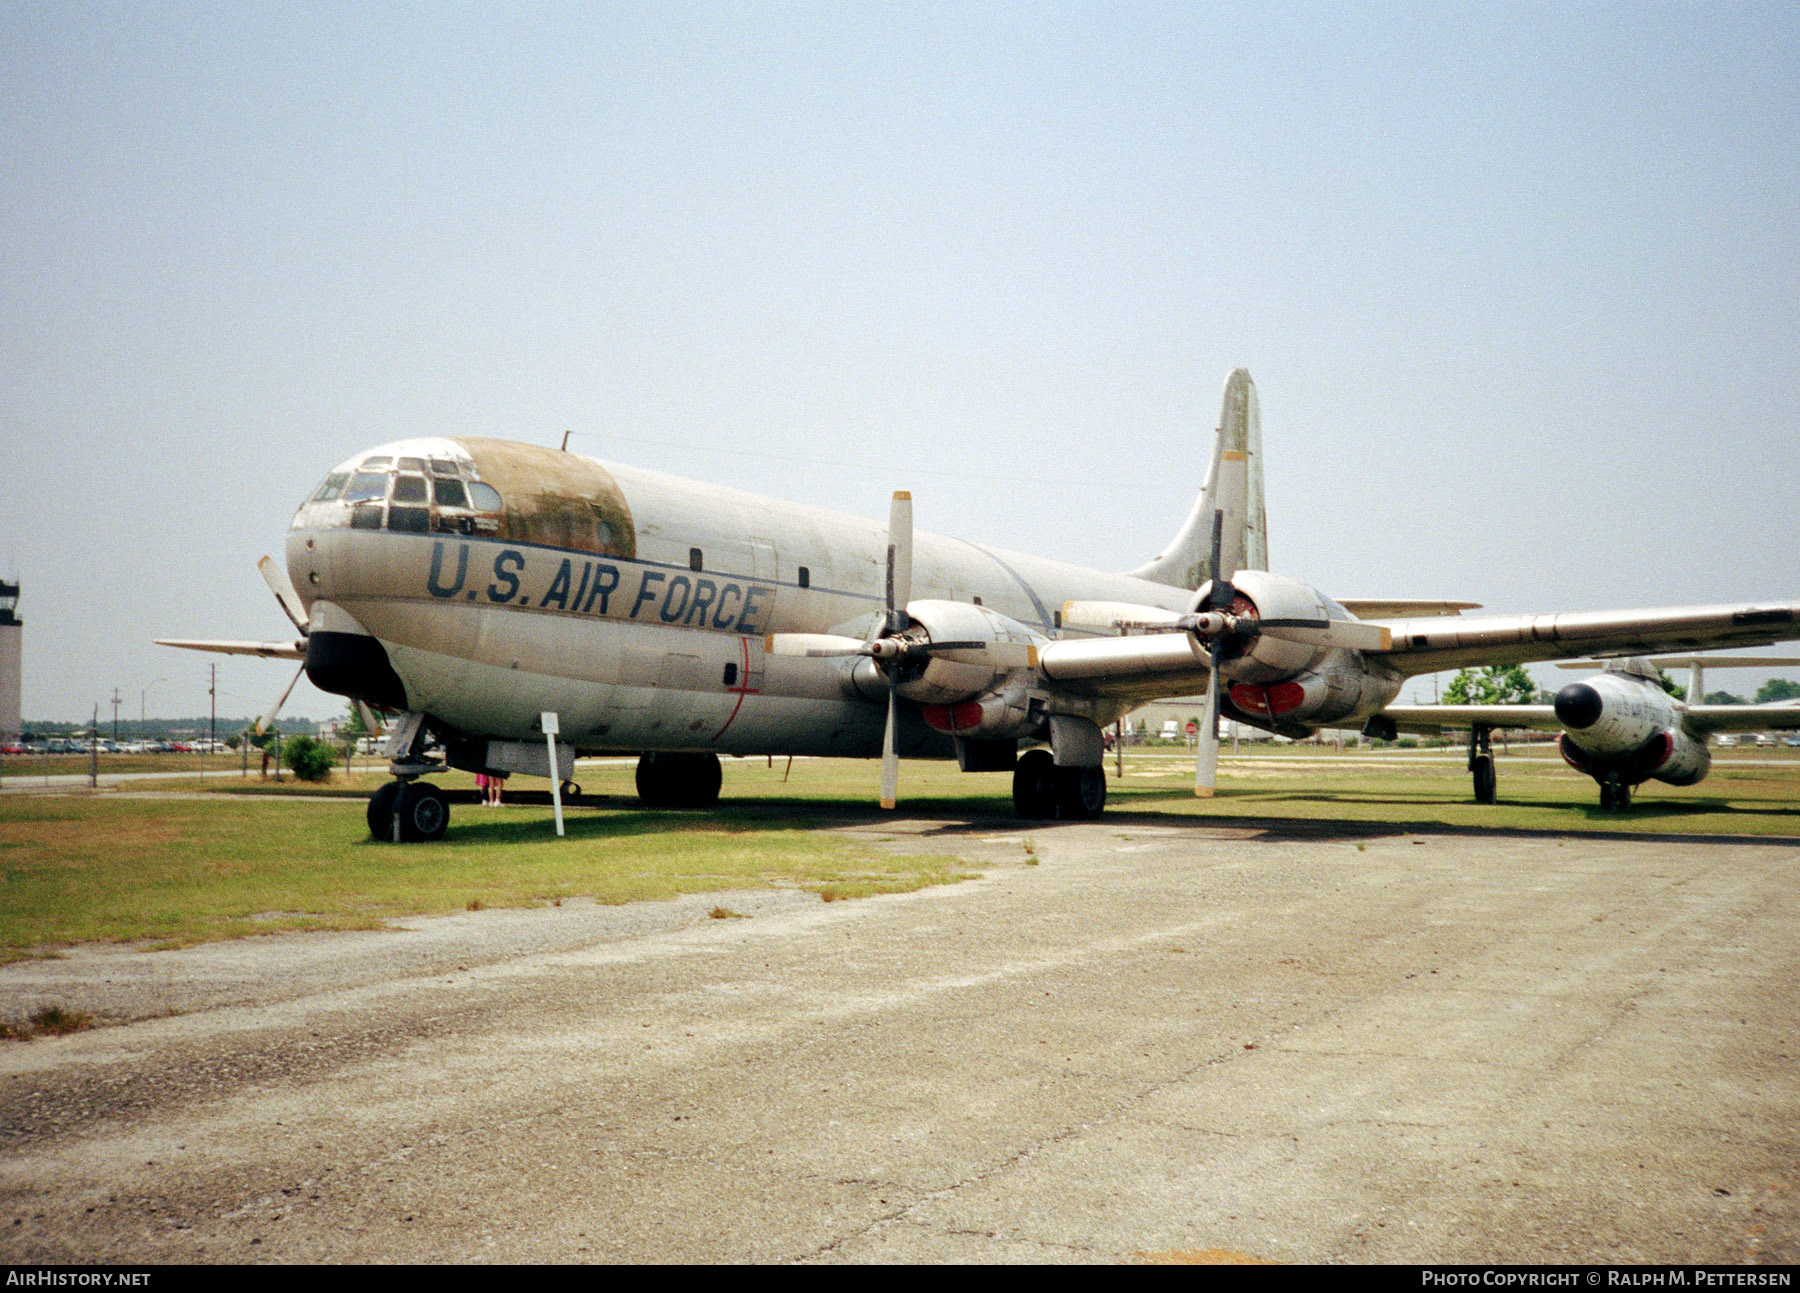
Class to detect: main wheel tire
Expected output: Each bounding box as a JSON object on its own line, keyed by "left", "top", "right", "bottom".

{"left": 1054, "top": 765, "right": 1107, "bottom": 820}
{"left": 1472, "top": 756, "right": 1496, "bottom": 804}
{"left": 393, "top": 781, "right": 449, "bottom": 842}
{"left": 367, "top": 780, "right": 402, "bottom": 841}
{"left": 635, "top": 753, "right": 723, "bottom": 809}
{"left": 1012, "top": 748, "right": 1058, "bottom": 820}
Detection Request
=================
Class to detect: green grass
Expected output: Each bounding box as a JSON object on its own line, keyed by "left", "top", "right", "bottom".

{"left": 5, "top": 750, "right": 1797, "bottom": 960}
{"left": 0, "top": 780, "right": 974, "bottom": 959}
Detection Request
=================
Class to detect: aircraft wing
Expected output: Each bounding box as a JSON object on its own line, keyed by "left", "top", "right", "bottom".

{"left": 154, "top": 638, "right": 306, "bottom": 660}
{"left": 1364, "top": 601, "right": 1800, "bottom": 677}
{"left": 1337, "top": 599, "right": 1481, "bottom": 619}
{"left": 1376, "top": 704, "right": 1560, "bottom": 734}
{"left": 1682, "top": 702, "right": 1800, "bottom": 735}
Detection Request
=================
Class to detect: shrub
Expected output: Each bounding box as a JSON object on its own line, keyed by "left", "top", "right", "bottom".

{"left": 283, "top": 734, "right": 337, "bottom": 782}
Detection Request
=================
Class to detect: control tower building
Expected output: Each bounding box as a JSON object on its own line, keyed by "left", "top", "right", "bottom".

{"left": 0, "top": 581, "right": 20, "bottom": 743}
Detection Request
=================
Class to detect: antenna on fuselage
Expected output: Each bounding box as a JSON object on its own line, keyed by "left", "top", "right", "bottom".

{"left": 560, "top": 430, "right": 572, "bottom": 452}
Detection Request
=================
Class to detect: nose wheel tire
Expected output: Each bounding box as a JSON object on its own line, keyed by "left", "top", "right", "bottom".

{"left": 1599, "top": 777, "right": 1632, "bottom": 812}
{"left": 1471, "top": 755, "right": 1496, "bottom": 804}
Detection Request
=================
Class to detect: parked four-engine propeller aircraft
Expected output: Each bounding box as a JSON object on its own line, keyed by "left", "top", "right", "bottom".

{"left": 159, "top": 369, "right": 1800, "bottom": 840}
{"left": 1379, "top": 655, "right": 1800, "bottom": 808}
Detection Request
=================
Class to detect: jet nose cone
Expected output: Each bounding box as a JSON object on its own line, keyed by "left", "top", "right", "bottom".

{"left": 1554, "top": 682, "right": 1604, "bottom": 730}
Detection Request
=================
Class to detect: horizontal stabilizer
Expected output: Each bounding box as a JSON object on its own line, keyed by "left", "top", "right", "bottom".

{"left": 155, "top": 638, "right": 306, "bottom": 660}
{"left": 1377, "top": 704, "right": 1560, "bottom": 734}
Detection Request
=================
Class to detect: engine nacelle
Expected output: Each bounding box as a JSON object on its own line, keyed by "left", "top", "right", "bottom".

{"left": 1191, "top": 570, "right": 1343, "bottom": 685}
{"left": 1559, "top": 728, "right": 1710, "bottom": 787}
{"left": 844, "top": 600, "right": 1044, "bottom": 706}
{"left": 1228, "top": 664, "right": 1402, "bottom": 730}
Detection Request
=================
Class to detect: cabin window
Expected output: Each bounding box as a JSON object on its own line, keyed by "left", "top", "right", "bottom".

{"left": 432, "top": 478, "right": 468, "bottom": 508}
{"left": 973, "top": 595, "right": 982, "bottom": 606}
{"left": 722, "top": 662, "right": 739, "bottom": 686}
{"left": 388, "top": 506, "right": 430, "bottom": 533}
{"left": 797, "top": 566, "right": 810, "bottom": 589}
{"left": 1053, "top": 610, "right": 1062, "bottom": 628}
{"left": 468, "top": 482, "right": 503, "bottom": 511}
{"left": 690, "top": 547, "right": 703, "bottom": 572}
{"left": 596, "top": 519, "right": 614, "bottom": 548}
{"left": 392, "top": 474, "right": 429, "bottom": 504}
{"left": 343, "top": 472, "right": 389, "bottom": 504}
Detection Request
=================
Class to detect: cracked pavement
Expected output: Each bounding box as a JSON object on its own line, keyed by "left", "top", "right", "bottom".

{"left": 1, "top": 818, "right": 1796, "bottom": 1263}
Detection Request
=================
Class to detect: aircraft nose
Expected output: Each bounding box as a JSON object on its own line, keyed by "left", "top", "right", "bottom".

{"left": 1554, "top": 682, "right": 1604, "bottom": 730}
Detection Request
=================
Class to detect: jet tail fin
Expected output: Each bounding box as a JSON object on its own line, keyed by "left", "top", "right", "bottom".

{"left": 1128, "top": 367, "right": 1267, "bottom": 590}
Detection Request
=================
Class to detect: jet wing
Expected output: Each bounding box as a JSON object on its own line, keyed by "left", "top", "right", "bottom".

{"left": 1365, "top": 602, "right": 1800, "bottom": 677}
{"left": 1682, "top": 702, "right": 1800, "bottom": 735}
{"left": 155, "top": 638, "right": 307, "bottom": 660}
{"left": 1376, "top": 704, "right": 1560, "bottom": 734}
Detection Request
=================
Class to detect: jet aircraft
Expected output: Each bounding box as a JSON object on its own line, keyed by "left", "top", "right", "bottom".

{"left": 159, "top": 369, "right": 1800, "bottom": 840}
{"left": 1378, "top": 655, "right": 1800, "bottom": 808}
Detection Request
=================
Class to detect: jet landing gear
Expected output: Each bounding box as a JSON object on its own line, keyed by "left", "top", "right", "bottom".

{"left": 366, "top": 779, "right": 449, "bottom": 842}
{"left": 1598, "top": 774, "right": 1632, "bottom": 812}
{"left": 1012, "top": 749, "right": 1107, "bottom": 821}
{"left": 1468, "top": 724, "right": 1497, "bottom": 805}
{"left": 635, "top": 752, "right": 723, "bottom": 809}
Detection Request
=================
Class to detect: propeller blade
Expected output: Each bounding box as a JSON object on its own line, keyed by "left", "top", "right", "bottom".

{"left": 255, "top": 662, "right": 306, "bottom": 736}
{"left": 258, "top": 556, "right": 309, "bottom": 635}
{"left": 886, "top": 491, "right": 913, "bottom": 634}
{"left": 1194, "top": 657, "right": 1221, "bottom": 798}
{"left": 880, "top": 680, "right": 899, "bottom": 810}
{"left": 1257, "top": 618, "right": 1393, "bottom": 652}
{"left": 765, "top": 632, "right": 871, "bottom": 658}
{"left": 355, "top": 700, "right": 384, "bottom": 737}
{"left": 1206, "top": 509, "right": 1233, "bottom": 612}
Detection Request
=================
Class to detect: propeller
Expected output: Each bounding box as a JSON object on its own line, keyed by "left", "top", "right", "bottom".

{"left": 880, "top": 492, "right": 912, "bottom": 809}
{"left": 1195, "top": 511, "right": 1228, "bottom": 798}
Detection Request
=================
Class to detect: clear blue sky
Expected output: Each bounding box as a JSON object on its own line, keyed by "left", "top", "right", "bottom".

{"left": 4, "top": 2, "right": 1797, "bottom": 721}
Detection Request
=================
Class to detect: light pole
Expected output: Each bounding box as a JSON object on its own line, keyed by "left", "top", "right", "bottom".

{"left": 141, "top": 678, "right": 166, "bottom": 731}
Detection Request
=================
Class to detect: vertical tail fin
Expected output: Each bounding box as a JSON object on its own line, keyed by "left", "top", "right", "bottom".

{"left": 1128, "top": 368, "right": 1267, "bottom": 590}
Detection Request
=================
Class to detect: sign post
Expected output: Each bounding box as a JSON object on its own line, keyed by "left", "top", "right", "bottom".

{"left": 542, "top": 711, "right": 564, "bottom": 837}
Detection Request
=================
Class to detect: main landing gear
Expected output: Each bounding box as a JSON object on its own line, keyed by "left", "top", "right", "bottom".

{"left": 367, "top": 779, "right": 449, "bottom": 842}
{"left": 635, "top": 752, "right": 723, "bottom": 809}
{"left": 1012, "top": 748, "right": 1107, "bottom": 821}
{"left": 1468, "top": 724, "right": 1497, "bottom": 805}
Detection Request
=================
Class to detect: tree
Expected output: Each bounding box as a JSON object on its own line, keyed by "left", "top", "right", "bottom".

{"left": 1656, "top": 670, "right": 1684, "bottom": 700}
{"left": 1755, "top": 678, "right": 1800, "bottom": 703}
{"left": 1443, "top": 665, "right": 1537, "bottom": 705}
{"left": 283, "top": 735, "right": 337, "bottom": 782}
{"left": 1704, "top": 690, "right": 1746, "bottom": 705}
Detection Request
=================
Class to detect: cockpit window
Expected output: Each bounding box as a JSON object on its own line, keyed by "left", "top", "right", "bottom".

{"left": 429, "top": 458, "right": 459, "bottom": 476}
{"left": 343, "top": 472, "right": 389, "bottom": 504}
{"left": 397, "top": 456, "right": 426, "bottom": 473}
{"left": 359, "top": 456, "right": 393, "bottom": 471}
{"left": 468, "top": 482, "right": 503, "bottom": 511}
{"left": 312, "top": 473, "right": 349, "bottom": 502}
{"left": 392, "top": 474, "right": 429, "bottom": 504}
{"left": 433, "top": 478, "right": 468, "bottom": 508}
